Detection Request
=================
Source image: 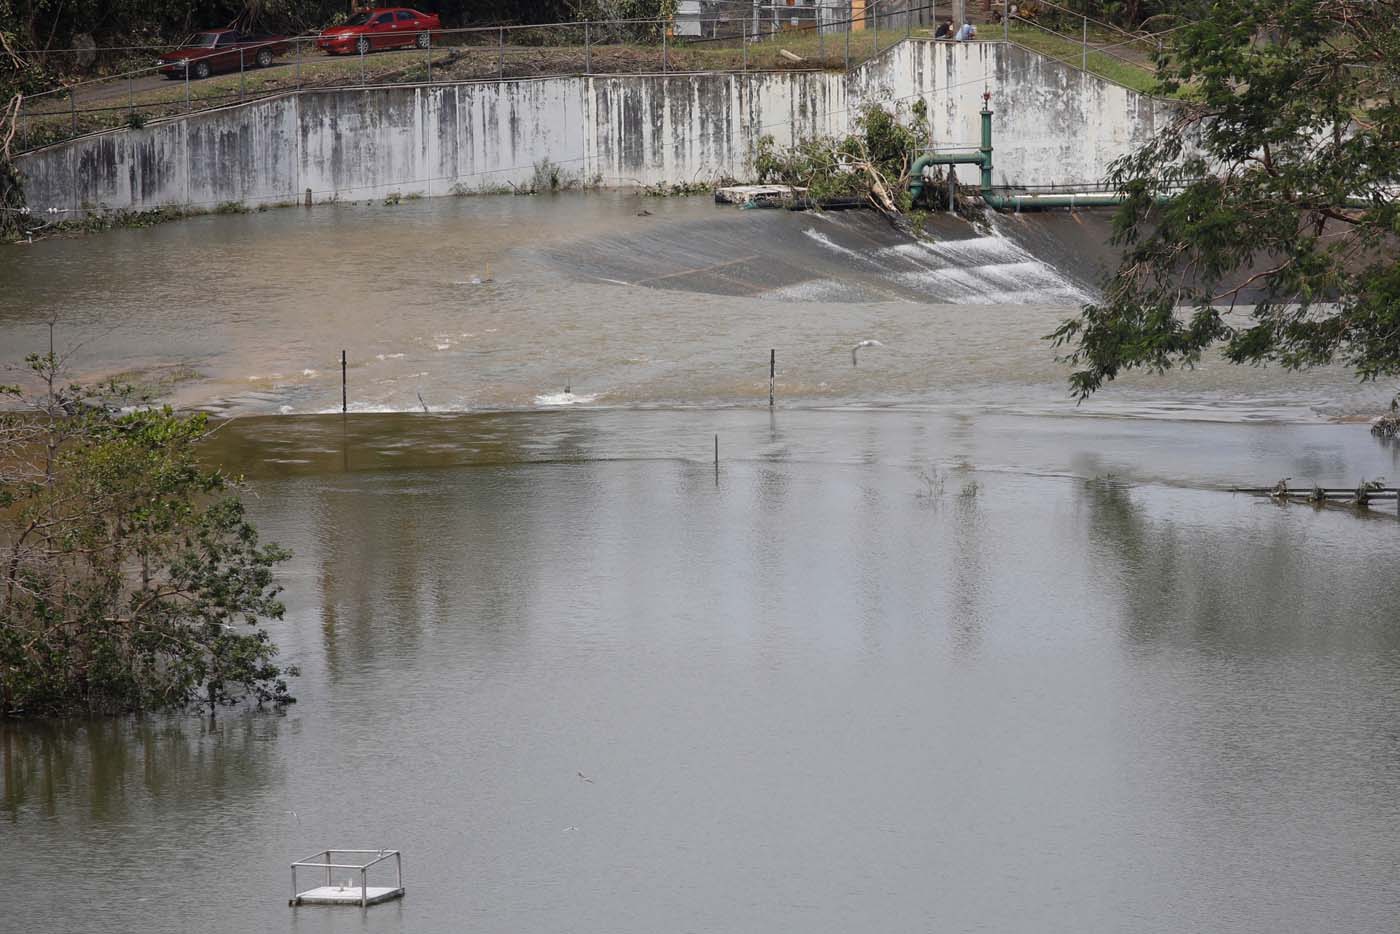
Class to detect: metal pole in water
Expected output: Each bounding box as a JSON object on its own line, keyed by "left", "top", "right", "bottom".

{"left": 714, "top": 434, "right": 719, "bottom": 484}
{"left": 769, "top": 349, "right": 775, "bottom": 406}
{"left": 341, "top": 350, "right": 347, "bottom": 413}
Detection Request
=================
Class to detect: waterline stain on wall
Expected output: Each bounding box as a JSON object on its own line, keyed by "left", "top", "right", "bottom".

{"left": 17, "top": 41, "right": 1172, "bottom": 216}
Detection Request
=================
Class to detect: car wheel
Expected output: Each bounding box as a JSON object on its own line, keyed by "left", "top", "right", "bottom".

{"left": 194, "top": 61, "right": 211, "bottom": 79}
{"left": 356, "top": 37, "right": 370, "bottom": 55}
{"left": 416, "top": 32, "right": 430, "bottom": 49}
{"left": 256, "top": 49, "right": 273, "bottom": 68}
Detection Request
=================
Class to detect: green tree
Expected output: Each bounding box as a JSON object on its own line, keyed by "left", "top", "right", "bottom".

{"left": 1050, "top": 0, "right": 1400, "bottom": 398}
{"left": 0, "top": 345, "right": 296, "bottom": 717}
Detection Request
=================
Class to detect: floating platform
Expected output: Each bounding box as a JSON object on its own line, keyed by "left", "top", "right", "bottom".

{"left": 292, "top": 884, "right": 403, "bottom": 906}
{"left": 290, "top": 849, "right": 404, "bottom": 907}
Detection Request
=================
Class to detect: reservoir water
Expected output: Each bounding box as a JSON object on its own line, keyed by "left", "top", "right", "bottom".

{"left": 2, "top": 194, "right": 1398, "bottom": 934}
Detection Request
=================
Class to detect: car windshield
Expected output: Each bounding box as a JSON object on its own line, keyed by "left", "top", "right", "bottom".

{"left": 189, "top": 32, "right": 220, "bottom": 47}
{"left": 343, "top": 13, "right": 372, "bottom": 26}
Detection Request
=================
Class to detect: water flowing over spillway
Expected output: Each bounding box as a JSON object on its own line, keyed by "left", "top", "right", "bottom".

{"left": 539, "top": 206, "right": 1105, "bottom": 306}
{"left": 2, "top": 192, "right": 1369, "bottom": 418}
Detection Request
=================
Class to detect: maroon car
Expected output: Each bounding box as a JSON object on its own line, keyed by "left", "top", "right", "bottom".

{"left": 317, "top": 8, "right": 442, "bottom": 55}
{"left": 157, "top": 30, "right": 289, "bottom": 79}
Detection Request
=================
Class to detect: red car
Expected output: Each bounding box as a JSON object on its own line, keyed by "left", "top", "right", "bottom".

{"left": 157, "top": 30, "right": 288, "bottom": 79}
{"left": 316, "top": 8, "right": 441, "bottom": 55}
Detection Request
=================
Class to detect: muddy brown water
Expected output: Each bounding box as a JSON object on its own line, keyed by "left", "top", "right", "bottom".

{"left": 2, "top": 194, "right": 1399, "bottom": 934}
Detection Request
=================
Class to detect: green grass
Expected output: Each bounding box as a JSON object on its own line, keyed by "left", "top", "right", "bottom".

{"left": 1004, "top": 23, "right": 1165, "bottom": 95}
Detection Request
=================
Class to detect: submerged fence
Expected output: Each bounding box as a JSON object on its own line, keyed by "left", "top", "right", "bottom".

{"left": 11, "top": 0, "right": 1164, "bottom": 155}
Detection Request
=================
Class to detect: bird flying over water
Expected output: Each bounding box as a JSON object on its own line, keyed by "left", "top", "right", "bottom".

{"left": 577, "top": 770, "right": 594, "bottom": 783}
{"left": 852, "top": 339, "right": 884, "bottom": 366}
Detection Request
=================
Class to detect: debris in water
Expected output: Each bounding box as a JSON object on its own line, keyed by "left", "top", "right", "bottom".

{"left": 1236, "top": 478, "right": 1398, "bottom": 513}
{"left": 715, "top": 184, "right": 807, "bottom": 209}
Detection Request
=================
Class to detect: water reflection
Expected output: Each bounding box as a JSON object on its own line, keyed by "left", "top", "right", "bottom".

{"left": 6, "top": 412, "right": 1400, "bottom": 934}
{"left": 2, "top": 714, "right": 283, "bottom": 822}
{"left": 1078, "top": 475, "right": 1400, "bottom": 655}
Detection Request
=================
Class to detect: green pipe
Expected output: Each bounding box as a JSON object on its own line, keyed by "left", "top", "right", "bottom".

{"left": 911, "top": 101, "right": 1135, "bottom": 211}
{"left": 981, "top": 190, "right": 1128, "bottom": 210}
{"left": 910, "top": 103, "right": 995, "bottom": 201}
{"left": 912, "top": 104, "right": 1370, "bottom": 212}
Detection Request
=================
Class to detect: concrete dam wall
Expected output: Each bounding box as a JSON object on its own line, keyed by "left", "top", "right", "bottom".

{"left": 17, "top": 40, "right": 1172, "bottom": 215}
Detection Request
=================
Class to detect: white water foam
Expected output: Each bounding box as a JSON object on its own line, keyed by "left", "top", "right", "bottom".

{"left": 879, "top": 233, "right": 1095, "bottom": 305}
{"left": 802, "top": 228, "right": 880, "bottom": 266}
{"left": 534, "top": 391, "right": 599, "bottom": 407}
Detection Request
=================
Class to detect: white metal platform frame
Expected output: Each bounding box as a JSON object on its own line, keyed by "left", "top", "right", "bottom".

{"left": 289, "top": 849, "right": 404, "bottom": 907}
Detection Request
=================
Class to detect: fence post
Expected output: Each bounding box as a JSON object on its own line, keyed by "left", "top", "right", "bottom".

{"left": 742, "top": 28, "right": 747, "bottom": 72}
{"left": 70, "top": 92, "right": 78, "bottom": 136}
{"left": 662, "top": 20, "right": 668, "bottom": 73}
{"left": 585, "top": 20, "right": 591, "bottom": 74}
{"left": 1004, "top": 5, "right": 1009, "bottom": 42}
{"left": 819, "top": 5, "right": 825, "bottom": 60}
{"left": 1082, "top": 15, "right": 1088, "bottom": 71}
{"left": 184, "top": 67, "right": 191, "bottom": 111}
{"left": 873, "top": 0, "right": 879, "bottom": 54}
{"left": 128, "top": 74, "right": 134, "bottom": 115}
{"left": 907, "top": 0, "right": 912, "bottom": 39}
{"left": 240, "top": 49, "right": 246, "bottom": 101}
{"left": 426, "top": 30, "right": 432, "bottom": 84}
{"left": 295, "top": 38, "right": 301, "bottom": 89}
{"left": 360, "top": 40, "right": 366, "bottom": 84}
{"left": 498, "top": 26, "right": 504, "bottom": 78}
{"left": 845, "top": 1, "right": 851, "bottom": 70}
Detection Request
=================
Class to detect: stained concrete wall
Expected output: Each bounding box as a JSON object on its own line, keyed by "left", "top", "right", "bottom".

{"left": 16, "top": 40, "right": 1171, "bottom": 215}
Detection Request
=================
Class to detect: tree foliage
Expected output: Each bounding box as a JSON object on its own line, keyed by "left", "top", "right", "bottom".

{"left": 1051, "top": 0, "right": 1400, "bottom": 398}
{"left": 754, "top": 99, "right": 930, "bottom": 216}
{"left": 0, "top": 347, "right": 296, "bottom": 717}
